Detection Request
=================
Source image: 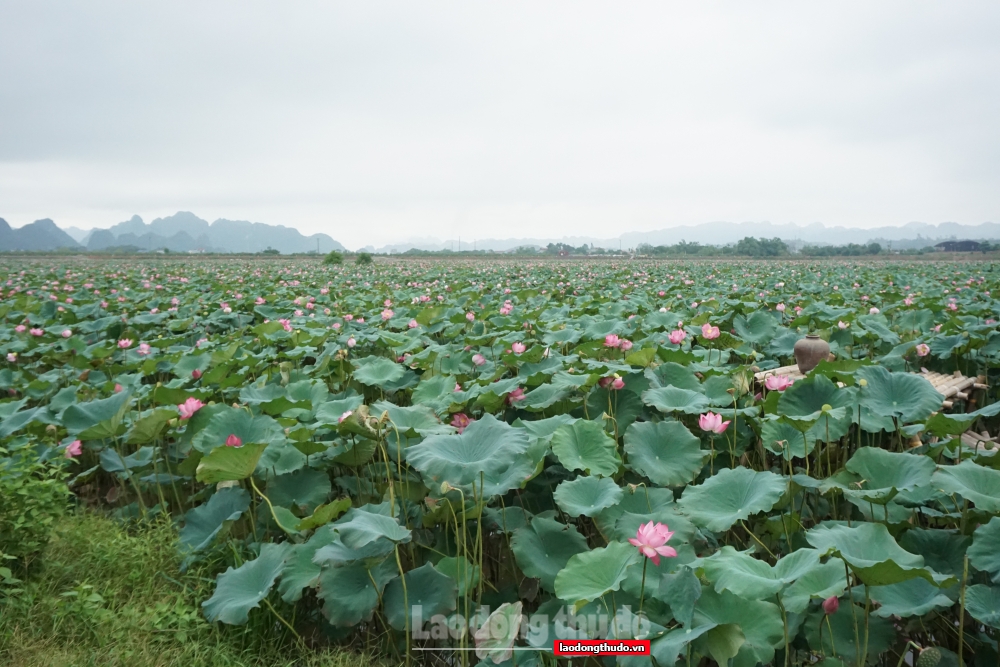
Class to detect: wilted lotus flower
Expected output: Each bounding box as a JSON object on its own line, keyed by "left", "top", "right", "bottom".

{"left": 765, "top": 375, "right": 794, "bottom": 392}
{"left": 177, "top": 397, "right": 204, "bottom": 420}
{"left": 511, "top": 341, "right": 526, "bottom": 355}
{"left": 472, "top": 353, "right": 486, "bottom": 366}
{"left": 669, "top": 329, "right": 686, "bottom": 345}
{"left": 915, "top": 343, "right": 930, "bottom": 357}
{"left": 338, "top": 410, "right": 353, "bottom": 423}
{"left": 699, "top": 411, "right": 731, "bottom": 434}
{"left": 701, "top": 323, "right": 720, "bottom": 340}
{"left": 65, "top": 440, "right": 83, "bottom": 459}
{"left": 628, "top": 521, "right": 676, "bottom": 565}
{"left": 225, "top": 434, "right": 242, "bottom": 447}
{"left": 604, "top": 334, "right": 620, "bottom": 348}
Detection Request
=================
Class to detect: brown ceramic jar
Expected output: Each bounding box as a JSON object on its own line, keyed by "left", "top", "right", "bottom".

{"left": 793, "top": 334, "right": 830, "bottom": 374}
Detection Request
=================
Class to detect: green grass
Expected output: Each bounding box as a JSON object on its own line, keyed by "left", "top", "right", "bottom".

{"left": 0, "top": 512, "right": 386, "bottom": 667}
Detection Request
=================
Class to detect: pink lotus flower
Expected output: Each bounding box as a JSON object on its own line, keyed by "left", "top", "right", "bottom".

{"left": 869, "top": 307, "right": 880, "bottom": 315}
{"left": 838, "top": 321, "right": 849, "bottom": 330}
{"left": 764, "top": 375, "right": 794, "bottom": 392}
{"left": 177, "top": 397, "right": 204, "bottom": 420}
{"left": 822, "top": 596, "right": 839, "bottom": 615}
{"left": 611, "top": 377, "right": 625, "bottom": 390}
{"left": 775, "top": 303, "right": 785, "bottom": 312}
{"left": 408, "top": 319, "right": 418, "bottom": 329}
{"left": 598, "top": 377, "right": 613, "bottom": 388}
{"left": 192, "top": 369, "right": 202, "bottom": 380}
{"left": 225, "top": 434, "right": 242, "bottom": 447}
{"left": 118, "top": 338, "right": 132, "bottom": 349}
{"left": 381, "top": 308, "right": 394, "bottom": 320}
{"left": 137, "top": 343, "right": 152, "bottom": 356}
{"left": 628, "top": 520, "right": 677, "bottom": 565}
{"left": 114, "top": 383, "right": 124, "bottom": 393}
{"left": 619, "top": 339, "right": 633, "bottom": 352}
{"left": 338, "top": 410, "right": 353, "bottom": 423}
{"left": 6, "top": 353, "right": 16, "bottom": 363}
{"left": 466, "top": 312, "right": 475, "bottom": 322}
{"left": 699, "top": 411, "right": 731, "bottom": 434}
{"left": 915, "top": 343, "right": 930, "bottom": 357}
{"left": 511, "top": 341, "right": 526, "bottom": 355}
{"left": 701, "top": 323, "right": 720, "bottom": 340}
{"left": 507, "top": 387, "right": 526, "bottom": 404}
{"left": 347, "top": 337, "right": 356, "bottom": 348}
{"left": 604, "top": 334, "right": 620, "bottom": 348}
{"left": 669, "top": 329, "right": 686, "bottom": 345}
{"left": 451, "top": 413, "right": 473, "bottom": 433}
{"left": 472, "top": 353, "right": 486, "bottom": 366}
{"left": 344, "top": 314, "right": 354, "bottom": 321}
{"left": 62, "top": 329, "right": 72, "bottom": 338}
{"left": 255, "top": 297, "right": 266, "bottom": 305}
{"left": 30, "top": 328, "right": 44, "bottom": 336}
{"left": 65, "top": 440, "right": 83, "bottom": 459}
{"left": 14, "top": 325, "right": 25, "bottom": 333}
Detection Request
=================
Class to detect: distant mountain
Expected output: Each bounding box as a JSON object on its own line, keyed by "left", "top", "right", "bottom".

{"left": 83, "top": 212, "right": 346, "bottom": 254}
{"left": 0, "top": 218, "right": 82, "bottom": 252}
{"left": 374, "top": 221, "right": 1000, "bottom": 253}
{"left": 61, "top": 226, "right": 92, "bottom": 244}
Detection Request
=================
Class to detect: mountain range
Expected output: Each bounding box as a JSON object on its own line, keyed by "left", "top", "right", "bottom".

{"left": 0, "top": 212, "right": 345, "bottom": 254}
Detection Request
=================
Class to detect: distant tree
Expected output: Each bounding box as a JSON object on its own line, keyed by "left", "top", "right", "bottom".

{"left": 356, "top": 252, "right": 373, "bottom": 265}
{"left": 261, "top": 247, "right": 280, "bottom": 255}
{"left": 323, "top": 250, "right": 344, "bottom": 265}
{"left": 867, "top": 243, "right": 882, "bottom": 255}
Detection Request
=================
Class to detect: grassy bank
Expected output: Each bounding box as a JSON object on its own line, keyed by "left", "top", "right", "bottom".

{"left": 0, "top": 512, "right": 383, "bottom": 667}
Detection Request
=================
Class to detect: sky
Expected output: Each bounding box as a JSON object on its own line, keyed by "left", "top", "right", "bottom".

{"left": 1, "top": 1, "right": 999, "bottom": 249}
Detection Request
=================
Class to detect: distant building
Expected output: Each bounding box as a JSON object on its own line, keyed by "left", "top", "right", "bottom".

{"left": 935, "top": 240, "right": 981, "bottom": 252}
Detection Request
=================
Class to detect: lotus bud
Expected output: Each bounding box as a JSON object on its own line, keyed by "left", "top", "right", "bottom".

{"left": 822, "top": 596, "right": 839, "bottom": 615}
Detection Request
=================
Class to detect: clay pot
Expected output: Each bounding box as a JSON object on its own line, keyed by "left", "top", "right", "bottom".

{"left": 794, "top": 334, "right": 830, "bottom": 374}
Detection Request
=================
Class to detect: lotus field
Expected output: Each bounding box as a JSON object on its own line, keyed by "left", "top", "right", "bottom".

{"left": 5, "top": 257, "right": 1000, "bottom": 667}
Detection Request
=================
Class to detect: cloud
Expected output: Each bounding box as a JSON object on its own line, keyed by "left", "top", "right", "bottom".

{"left": 2, "top": 1, "right": 999, "bottom": 247}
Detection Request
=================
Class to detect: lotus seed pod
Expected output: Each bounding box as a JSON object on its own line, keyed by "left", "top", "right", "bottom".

{"left": 916, "top": 647, "right": 941, "bottom": 667}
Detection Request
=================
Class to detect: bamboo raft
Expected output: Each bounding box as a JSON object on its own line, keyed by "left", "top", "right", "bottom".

{"left": 753, "top": 365, "right": 988, "bottom": 411}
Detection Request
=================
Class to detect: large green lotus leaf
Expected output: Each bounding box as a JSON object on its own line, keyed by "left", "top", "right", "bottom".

{"left": 351, "top": 356, "right": 405, "bottom": 387}
{"left": 702, "top": 547, "right": 821, "bottom": 600}
{"left": 196, "top": 443, "right": 267, "bottom": 483}
{"left": 761, "top": 418, "right": 815, "bottom": 459}
{"left": 856, "top": 365, "right": 943, "bottom": 423}
{"left": 969, "top": 517, "right": 1000, "bottom": 584}
{"left": 965, "top": 584, "right": 1000, "bottom": 629}
{"left": 384, "top": 561, "right": 458, "bottom": 631}
{"left": 779, "top": 557, "right": 848, "bottom": 614}
{"left": 521, "top": 383, "right": 571, "bottom": 411}
{"left": 474, "top": 601, "right": 524, "bottom": 665}
{"left": 178, "top": 486, "right": 250, "bottom": 555}
{"left": 125, "top": 408, "right": 176, "bottom": 444}
{"left": 267, "top": 468, "right": 331, "bottom": 513}
{"left": 239, "top": 383, "right": 286, "bottom": 405}
{"left": 550, "top": 419, "right": 621, "bottom": 477}
{"left": 99, "top": 445, "right": 154, "bottom": 473}
{"left": 658, "top": 567, "right": 702, "bottom": 626}
{"left": 692, "top": 588, "right": 785, "bottom": 667}
{"left": 641, "top": 386, "right": 711, "bottom": 415}
{"left": 587, "top": 387, "right": 644, "bottom": 433}
{"left": 317, "top": 558, "right": 397, "bottom": 627}
{"left": 803, "top": 601, "right": 896, "bottom": 664}
{"left": 645, "top": 362, "right": 701, "bottom": 391}
{"left": 513, "top": 413, "right": 577, "bottom": 447}
{"left": 806, "top": 522, "right": 947, "bottom": 587}
{"left": 842, "top": 447, "right": 935, "bottom": 504}
{"left": 257, "top": 440, "right": 308, "bottom": 475}
{"left": 733, "top": 311, "right": 777, "bottom": 344}
{"left": 678, "top": 467, "right": 786, "bottom": 532}
{"left": 278, "top": 526, "right": 337, "bottom": 603}
{"left": 869, "top": 578, "right": 955, "bottom": 618}
{"left": 777, "top": 374, "right": 852, "bottom": 419}
{"left": 932, "top": 460, "right": 1000, "bottom": 512}
{"left": 898, "top": 528, "right": 969, "bottom": 578}
{"left": 191, "top": 407, "right": 284, "bottom": 454}
{"left": 649, "top": 625, "right": 714, "bottom": 667}
{"left": 434, "top": 556, "right": 481, "bottom": 598}
{"left": 313, "top": 394, "right": 365, "bottom": 425}
{"left": 371, "top": 400, "right": 453, "bottom": 436}
{"left": 406, "top": 413, "right": 529, "bottom": 488}
{"left": 554, "top": 542, "right": 640, "bottom": 610}
{"left": 202, "top": 542, "right": 290, "bottom": 624}
{"left": 595, "top": 485, "right": 675, "bottom": 536}
{"left": 334, "top": 507, "right": 411, "bottom": 549}
{"left": 624, "top": 420, "right": 707, "bottom": 487}
{"left": 63, "top": 390, "right": 131, "bottom": 438}
{"left": 511, "top": 516, "right": 589, "bottom": 593}
{"left": 553, "top": 476, "right": 623, "bottom": 518}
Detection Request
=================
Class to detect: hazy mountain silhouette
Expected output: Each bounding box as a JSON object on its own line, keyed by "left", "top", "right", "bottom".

{"left": 0, "top": 218, "right": 82, "bottom": 251}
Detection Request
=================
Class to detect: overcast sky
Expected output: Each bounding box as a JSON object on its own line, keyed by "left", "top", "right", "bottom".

{"left": 2, "top": 1, "right": 999, "bottom": 248}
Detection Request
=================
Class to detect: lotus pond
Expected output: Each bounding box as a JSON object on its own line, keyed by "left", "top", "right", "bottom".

{"left": 3, "top": 257, "right": 1000, "bottom": 667}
